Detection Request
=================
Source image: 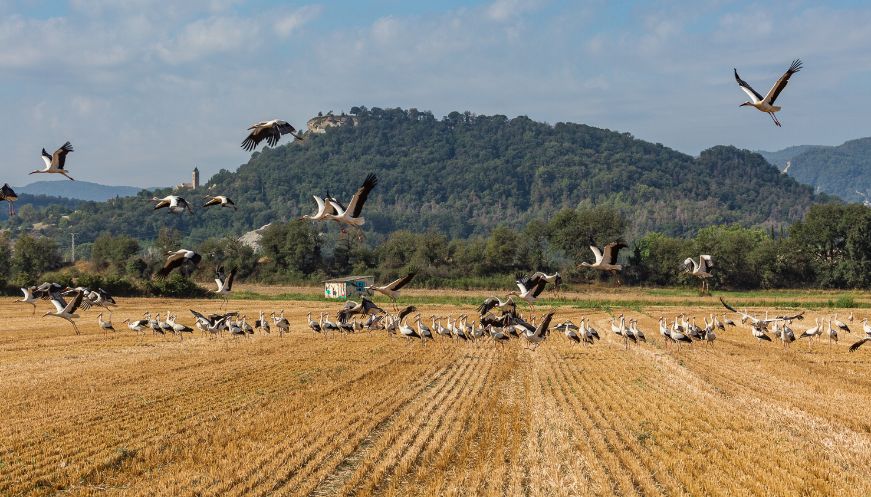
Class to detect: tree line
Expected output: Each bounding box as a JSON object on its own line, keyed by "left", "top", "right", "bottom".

{"left": 2, "top": 203, "right": 870, "bottom": 295}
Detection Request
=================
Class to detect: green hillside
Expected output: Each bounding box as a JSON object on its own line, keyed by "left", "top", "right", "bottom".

{"left": 4, "top": 107, "right": 821, "bottom": 245}
{"left": 772, "top": 138, "right": 871, "bottom": 203}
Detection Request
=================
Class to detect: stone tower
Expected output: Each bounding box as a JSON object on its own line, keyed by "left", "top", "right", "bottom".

{"left": 192, "top": 167, "right": 200, "bottom": 189}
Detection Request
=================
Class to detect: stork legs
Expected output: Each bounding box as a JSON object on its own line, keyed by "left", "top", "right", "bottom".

{"left": 769, "top": 112, "right": 782, "bottom": 127}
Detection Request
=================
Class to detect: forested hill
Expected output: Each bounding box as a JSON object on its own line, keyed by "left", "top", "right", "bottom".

{"left": 761, "top": 138, "right": 871, "bottom": 203}
{"left": 13, "top": 107, "right": 820, "bottom": 244}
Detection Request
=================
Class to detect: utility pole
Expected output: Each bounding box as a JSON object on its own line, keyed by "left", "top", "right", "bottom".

{"left": 70, "top": 232, "right": 77, "bottom": 263}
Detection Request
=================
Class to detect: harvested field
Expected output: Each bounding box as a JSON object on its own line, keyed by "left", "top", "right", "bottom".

{"left": 1, "top": 295, "right": 870, "bottom": 496}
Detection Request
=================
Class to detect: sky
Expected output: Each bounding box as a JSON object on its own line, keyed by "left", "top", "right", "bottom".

{"left": 1, "top": 0, "right": 871, "bottom": 187}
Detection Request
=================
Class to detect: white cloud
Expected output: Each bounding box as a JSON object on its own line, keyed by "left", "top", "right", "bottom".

{"left": 155, "top": 16, "right": 258, "bottom": 64}
{"left": 485, "top": 0, "right": 542, "bottom": 22}
{"left": 273, "top": 5, "right": 322, "bottom": 38}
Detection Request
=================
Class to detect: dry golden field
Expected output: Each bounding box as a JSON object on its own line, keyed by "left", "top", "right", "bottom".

{"left": 2, "top": 294, "right": 871, "bottom": 497}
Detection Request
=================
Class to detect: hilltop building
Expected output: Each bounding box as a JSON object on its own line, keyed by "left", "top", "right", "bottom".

{"left": 175, "top": 167, "right": 200, "bottom": 190}
{"left": 307, "top": 112, "right": 358, "bottom": 134}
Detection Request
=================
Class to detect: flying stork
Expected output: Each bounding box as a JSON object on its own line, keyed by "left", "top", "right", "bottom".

{"left": 152, "top": 195, "right": 193, "bottom": 214}
{"left": 17, "top": 286, "right": 39, "bottom": 315}
{"left": 31, "top": 142, "right": 75, "bottom": 180}
{"left": 507, "top": 274, "right": 548, "bottom": 308}
{"left": 299, "top": 195, "right": 338, "bottom": 221}
{"left": 683, "top": 255, "right": 713, "bottom": 293}
{"left": 719, "top": 297, "right": 804, "bottom": 331}
{"left": 366, "top": 272, "right": 415, "bottom": 310}
{"left": 42, "top": 289, "right": 86, "bottom": 334}
{"left": 203, "top": 195, "right": 237, "bottom": 210}
{"left": 579, "top": 238, "right": 627, "bottom": 285}
{"left": 214, "top": 266, "right": 237, "bottom": 308}
{"left": 1, "top": 184, "right": 18, "bottom": 216}
{"left": 157, "top": 249, "right": 202, "bottom": 278}
{"left": 734, "top": 59, "right": 802, "bottom": 127}
{"left": 326, "top": 173, "right": 378, "bottom": 233}
{"left": 241, "top": 119, "right": 303, "bottom": 151}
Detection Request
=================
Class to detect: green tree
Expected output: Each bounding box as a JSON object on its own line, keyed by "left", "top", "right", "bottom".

{"left": 11, "top": 235, "right": 63, "bottom": 285}
{"left": 91, "top": 234, "right": 140, "bottom": 273}
{"left": 259, "top": 221, "right": 322, "bottom": 277}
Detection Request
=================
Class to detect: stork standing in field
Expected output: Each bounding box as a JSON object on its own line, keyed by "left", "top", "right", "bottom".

{"left": 203, "top": 195, "right": 237, "bottom": 210}
{"left": 214, "top": 266, "right": 237, "bottom": 308}
{"left": 123, "top": 317, "right": 148, "bottom": 333}
{"left": 799, "top": 318, "right": 821, "bottom": 350}
{"left": 734, "top": 59, "right": 802, "bottom": 127}
{"left": 157, "top": 249, "right": 202, "bottom": 278}
{"left": 17, "top": 286, "right": 39, "bottom": 315}
{"left": 31, "top": 141, "right": 75, "bottom": 180}
{"left": 579, "top": 238, "right": 627, "bottom": 285}
{"left": 326, "top": 173, "right": 378, "bottom": 236}
{"left": 1, "top": 183, "right": 18, "bottom": 216}
{"left": 97, "top": 312, "right": 115, "bottom": 333}
{"left": 241, "top": 119, "right": 303, "bottom": 151}
{"left": 367, "top": 273, "right": 415, "bottom": 310}
{"left": 683, "top": 255, "right": 713, "bottom": 293}
{"left": 832, "top": 314, "right": 851, "bottom": 334}
{"left": 152, "top": 195, "right": 193, "bottom": 214}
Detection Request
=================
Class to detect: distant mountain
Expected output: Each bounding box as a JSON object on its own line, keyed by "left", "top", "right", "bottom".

{"left": 760, "top": 138, "right": 871, "bottom": 203}
{"left": 16, "top": 180, "right": 142, "bottom": 202}
{"left": 757, "top": 145, "right": 829, "bottom": 172}
{"left": 8, "top": 106, "right": 823, "bottom": 245}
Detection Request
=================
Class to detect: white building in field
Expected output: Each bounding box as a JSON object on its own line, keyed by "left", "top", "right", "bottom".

{"left": 323, "top": 276, "right": 374, "bottom": 299}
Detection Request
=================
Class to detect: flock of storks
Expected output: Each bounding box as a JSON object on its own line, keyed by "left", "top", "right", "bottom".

{"left": 12, "top": 58, "right": 871, "bottom": 353}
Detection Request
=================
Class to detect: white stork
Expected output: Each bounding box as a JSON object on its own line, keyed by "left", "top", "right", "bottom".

{"left": 31, "top": 142, "right": 75, "bottom": 180}
{"left": 157, "top": 249, "right": 202, "bottom": 278}
{"left": 203, "top": 195, "right": 237, "bottom": 210}
{"left": 366, "top": 272, "right": 415, "bottom": 309}
{"left": 508, "top": 272, "right": 554, "bottom": 308}
{"left": 579, "top": 238, "right": 627, "bottom": 285}
{"left": 299, "top": 195, "right": 337, "bottom": 221}
{"left": 152, "top": 195, "right": 193, "bottom": 214}
{"left": 214, "top": 266, "right": 237, "bottom": 308}
{"left": 734, "top": 59, "right": 802, "bottom": 127}
{"left": 683, "top": 255, "right": 713, "bottom": 293}
{"left": 16, "top": 286, "right": 39, "bottom": 315}
{"left": 326, "top": 173, "right": 378, "bottom": 230}
{"left": 42, "top": 289, "right": 85, "bottom": 334}
{"left": 1, "top": 183, "right": 18, "bottom": 216}
{"left": 848, "top": 319, "right": 871, "bottom": 352}
{"left": 241, "top": 119, "right": 303, "bottom": 151}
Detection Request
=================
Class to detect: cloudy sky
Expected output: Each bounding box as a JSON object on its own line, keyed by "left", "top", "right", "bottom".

{"left": 2, "top": 0, "right": 870, "bottom": 187}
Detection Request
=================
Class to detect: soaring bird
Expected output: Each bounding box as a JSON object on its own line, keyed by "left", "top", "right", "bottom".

{"left": 366, "top": 273, "right": 415, "bottom": 309}
{"left": 0, "top": 183, "right": 18, "bottom": 216}
{"left": 522, "top": 312, "right": 555, "bottom": 350}
{"left": 241, "top": 119, "right": 303, "bottom": 151}
{"left": 477, "top": 296, "right": 517, "bottom": 317}
{"left": 326, "top": 173, "right": 378, "bottom": 230}
{"left": 735, "top": 59, "right": 802, "bottom": 127}
{"left": 338, "top": 296, "right": 385, "bottom": 323}
{"left": 579, "top": 238, "right": 627, "bottom": 285}
{"left": 719, "top": 298, "right": 804, "bottom": 330}
{"left": 683, "top": 255, "right": 714, "bottom": 293}
{"left": 214, "top": 266, "right": 237, "bottom": 307}
{"left": 42, "top": 289, "right": 85, "bottom": 334}
{"left": 299, "top": 195, "right": 338, "bottom": 221}
{"left": 203, "top": 195, "right": 237, "bottom": 210}
{"left": 152, "top": 195, "right": 193, "bottom": 214}
{"left": 157, "top": 249, "right": 202, "bottom": 278}
{"left": 508, "top": 275, "right": 548, "bottom": 308}
{"left": 31, "top": 142, "right": 75, "bottom": 180}
{"left": 16, "top": 286, "right": 39, "bottom": 315}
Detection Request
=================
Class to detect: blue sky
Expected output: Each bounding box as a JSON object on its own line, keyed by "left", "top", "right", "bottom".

{"left": 1, "top": 0, "right": 870, "bottom": 187}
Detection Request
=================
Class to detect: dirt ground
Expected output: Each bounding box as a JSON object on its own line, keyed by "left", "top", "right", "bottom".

{"left": 1, "top": 294, "right": 870, "bottom": 496}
